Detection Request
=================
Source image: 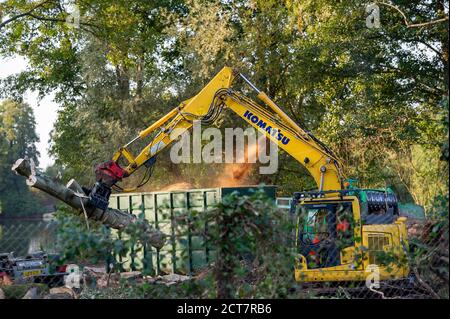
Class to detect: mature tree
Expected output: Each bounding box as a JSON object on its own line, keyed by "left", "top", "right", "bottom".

{"left": 167, "top": 0, "right": 448, "bottom": 206}
{"left": 0, "top": 99, "right": 40, "bottom": 216}
{"left": 0, "top": 0, "right": 448, "bottom": 209}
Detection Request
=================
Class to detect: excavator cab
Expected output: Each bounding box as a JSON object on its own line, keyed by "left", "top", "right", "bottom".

{"left": 297, "top": 201, "right": 354, "bottom": 269}
{"left": 292, "top": 189, "right": 410, "bottom": 282}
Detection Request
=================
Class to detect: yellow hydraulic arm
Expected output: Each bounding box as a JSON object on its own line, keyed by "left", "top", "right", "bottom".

{"left": 109, "top": 67, "right": 345, "bottom": 193}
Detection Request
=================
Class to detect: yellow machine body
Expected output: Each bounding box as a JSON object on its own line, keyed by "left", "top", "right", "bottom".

{"left": 104, "top": 66, "right": 410, "bottom": 282}
{"left": 294, "top": 196, "right": 409, "bottom": 282}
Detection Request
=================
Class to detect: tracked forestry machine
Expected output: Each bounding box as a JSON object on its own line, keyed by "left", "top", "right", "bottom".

{"left": 82, "top": 67, "right": 409, "bottom": 282}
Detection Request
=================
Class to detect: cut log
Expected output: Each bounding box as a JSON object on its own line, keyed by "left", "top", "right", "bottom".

{"left": 12, "top": 158, "right": 166, "bottom": 249}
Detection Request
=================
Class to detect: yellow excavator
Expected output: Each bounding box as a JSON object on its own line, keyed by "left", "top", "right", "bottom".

{"left": 84, "top": 66, "right": 409, "bottom": 282}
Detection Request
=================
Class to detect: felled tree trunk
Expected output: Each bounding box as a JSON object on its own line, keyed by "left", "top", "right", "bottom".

{"left": 11, "top": 158, "right": 166, "bottom": 249}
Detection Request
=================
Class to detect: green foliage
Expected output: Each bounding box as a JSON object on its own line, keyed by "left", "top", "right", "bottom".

{"left": 0, "top": 1, "right": 448, "bottom": 206}
{"left": 0, "top": 283, "right": 48, "bottom": 299}
{"left": 0, "top": 0, "right": 448, "bottom": 300}
{"left": 0, "top": 0, "right": 448, "bottom": 208}
{"left": 55, "top": 190, "right": 302, "bottom": 298}
{"left": 189, "top": 190, "right": 299, "bottom": 298}
{"left": 408, "top": 192, "right": 449, "bottom": 298}
{"left": 54, "top": 206, "right": 150, "bottom": 269}
{"left": 0, "top": 99, "right": 41, "bottom": 216}
{"left": 79, "top": 278, "right": 208, "bottom": 299}
{"left": 54, "top": 206, "right": 114, "bottom": 265}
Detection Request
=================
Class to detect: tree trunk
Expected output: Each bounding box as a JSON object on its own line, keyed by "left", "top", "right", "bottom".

{"left": 11, "top": 158, "right": 166, "bottom": 249}
{"left": 116, "top": 65, "right": 130, "bottom": 100}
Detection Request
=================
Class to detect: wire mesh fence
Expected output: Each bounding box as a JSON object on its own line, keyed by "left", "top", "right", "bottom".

{"left": 0, "top": 197, "right": 448, "bottom": 299}
{"left": 0, "top": 220, "right": 70, "bottom": 299}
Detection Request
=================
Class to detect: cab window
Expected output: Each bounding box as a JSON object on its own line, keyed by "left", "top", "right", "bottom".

{"left": 297, "top": 202, "right": 355, "bottom": 247}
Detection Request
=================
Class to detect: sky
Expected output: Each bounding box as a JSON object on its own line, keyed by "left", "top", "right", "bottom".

{"left": 0, "top": 55, "right": 58, "bottom": 169}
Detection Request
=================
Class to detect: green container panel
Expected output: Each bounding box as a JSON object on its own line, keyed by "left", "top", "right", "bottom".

{"left": 171, "top": 192, "right": 188, "bottom": 208}
{"left": 175, "top": 236, "right": 189, "bottom": 250}
{"left": 190, "top": 235, "right": 205, "bottom": 251}
{"left": 220, "top": 186, "right": 277, "bottom": 200}
{"left": 156, "top": 193, "right": 170, "bottom": 208}
{"left": 188, "top": 191, "right": 204, "bottom": 208}
{"left": 158, "top": 250, "right": 172, "bottom": 273}
{"left": 206, "top": 191, "right": 219, "bottom": 206}
{"left": 118, "top": 196, "right": 130, "bottom": 211}
{"left": 207, "top": 250, "right": 217, "bottom": 261}
{"left": 144, "top": 209, "right": 155, "bottom": 223}
{"left": 130, "top": 195, "right": 144, "bottom": 213}
{"left": 191, "top": 250, "right": 208, "bottom": 271}
{"left": 152, "top": 250, "right": 183, "bottom": 274}
{"left": 109, "top": 186, "right": 277, "bottom": 275}
{"left": 158, "top": 221, "right": 172, "bottom": 236}
{"left": 109, "top": 199, "right": 118, "bottom": 210}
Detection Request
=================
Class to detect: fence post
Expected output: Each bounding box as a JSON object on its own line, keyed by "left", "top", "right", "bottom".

{"left": 170, "top": 193, "right": 177, "bottom": 273}
{"left": 154, "top": 194, "right": 160, "bottom": 276}
{"left": 186, "top": 193, "right": 193, "bottom": 275}
{"left": 203, "top": 191, "right": 210, "bottom": 264}
{"left": 129, "top": 196, "right": 136, "bottom": 271}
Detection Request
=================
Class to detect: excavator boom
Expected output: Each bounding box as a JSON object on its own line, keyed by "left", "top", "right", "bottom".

{"left": 95, "top": 66, "right": 344, "bottom": 197}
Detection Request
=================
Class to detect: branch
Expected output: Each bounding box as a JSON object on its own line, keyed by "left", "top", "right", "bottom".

{"left": 415, "top": 40, "right": 443, "bottom": 57}
{"left": 412, "top": 266, "right": 441, "bottom": 299}
{"left": 1, "top": 1, "right": 100, "bottom": 32}
{"left": 0, "top": 0, "right": 52, "bottom": 29}
{"left": 27, "top": 13, "right": 100, "bottom": 29}
{"left": 377, "top": 2, "right": 449, "bottom": 28}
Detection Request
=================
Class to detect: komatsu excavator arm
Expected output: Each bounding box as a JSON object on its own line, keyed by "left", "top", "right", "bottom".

{"left": 89, "top": 67, "right": 346, "bottom": 209}
{"left": 87, "top": 67, "right": 344, "bottom": 210}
